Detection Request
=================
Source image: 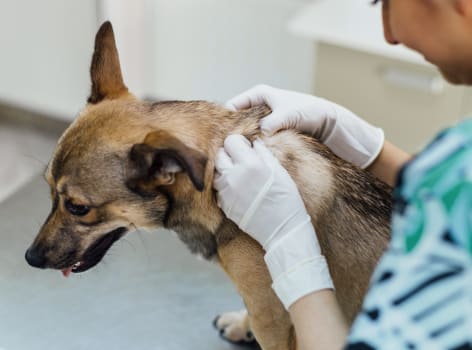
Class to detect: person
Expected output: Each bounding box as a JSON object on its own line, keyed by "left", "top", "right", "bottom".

{"left": 213, "top": 1, "right": 472, "bottom": 349}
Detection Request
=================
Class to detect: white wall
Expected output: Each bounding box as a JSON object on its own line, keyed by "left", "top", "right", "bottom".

{"left": 0, "top": 0, "right": 97, "bottom": 120}
{"left": 0, "top": 0, "right": 314, "bottom": 120}
{"left": 150, "top": 0, "right": 314, "bottom": 103}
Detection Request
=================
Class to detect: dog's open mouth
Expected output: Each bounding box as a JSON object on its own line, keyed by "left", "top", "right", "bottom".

{"left": 61, "top": 227, "right": 128, "bottom": 277}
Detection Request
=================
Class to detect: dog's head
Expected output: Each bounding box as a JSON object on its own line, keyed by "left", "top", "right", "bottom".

{"left": 25, "top": 22, "right": 230, "bottom": 276}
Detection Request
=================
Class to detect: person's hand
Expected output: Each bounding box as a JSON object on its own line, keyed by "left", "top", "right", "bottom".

{"left": 213, "top": 135, "right": 333, "bottom": 309}
{"left": 226, "top": 84, "right": 384, "bottom": 169}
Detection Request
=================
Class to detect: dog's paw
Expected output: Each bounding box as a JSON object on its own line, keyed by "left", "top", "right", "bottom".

{"left": 213, "top": 309, "right": 256, "bottom": 345}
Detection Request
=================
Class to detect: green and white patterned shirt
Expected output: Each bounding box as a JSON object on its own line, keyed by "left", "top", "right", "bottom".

{"left": 346, "top": 120, "right": 472, "bottom": 350}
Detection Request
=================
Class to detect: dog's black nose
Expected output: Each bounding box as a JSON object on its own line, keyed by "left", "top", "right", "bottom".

{"left": 25, "top": 248, "right": 47, "bottom": 268}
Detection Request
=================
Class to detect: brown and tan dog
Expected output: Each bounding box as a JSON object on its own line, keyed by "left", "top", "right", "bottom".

{"left": 25, "top": 22, "right": 392, "bottom": 350}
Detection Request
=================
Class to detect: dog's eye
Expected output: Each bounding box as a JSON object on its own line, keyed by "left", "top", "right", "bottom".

{"left": 65, "top": 200, "right": 90, "bottom": 216}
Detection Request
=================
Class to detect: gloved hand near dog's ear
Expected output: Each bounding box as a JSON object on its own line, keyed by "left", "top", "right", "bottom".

{"left": 213, "top": 135, "right": 333, "bottom": 310}
{"left": 226, "top": 84, "right": 384, "bottom": 169}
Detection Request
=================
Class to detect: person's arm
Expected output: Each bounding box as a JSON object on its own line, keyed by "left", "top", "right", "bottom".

{"left": 214, "top": 135, "right": 345, "bottom": 349}
{"left": 289, "top": 290, "right": 348, "bottom": 350}
{"left": 366, "top": 140, "right": 412, "bottom": 187}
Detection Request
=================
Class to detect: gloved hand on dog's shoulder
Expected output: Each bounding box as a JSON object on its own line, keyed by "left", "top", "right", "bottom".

{"left": 226, "top": 84, "right": 384, "bottom": 169}
{"left": 213, "top": 135, "right": 333, "bottom": 310}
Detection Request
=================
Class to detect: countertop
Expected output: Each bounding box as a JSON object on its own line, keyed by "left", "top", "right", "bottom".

{"left": 0, "top": 175, "right": 252, "bottom": 350}
{"left": 288, "top": 0, "right": 429, "bottom": 66}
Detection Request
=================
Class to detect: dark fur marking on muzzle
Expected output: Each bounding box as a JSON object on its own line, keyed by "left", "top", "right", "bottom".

{"left": 72, "top": 226, "right": 128, "bottom": 273}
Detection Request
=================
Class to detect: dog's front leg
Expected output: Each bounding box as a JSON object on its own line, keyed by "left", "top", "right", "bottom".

{"left": 216, "top": 223, "right": 295, "bottom": 350}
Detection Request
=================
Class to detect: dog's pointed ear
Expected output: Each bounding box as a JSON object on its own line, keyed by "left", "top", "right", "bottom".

{"left": 126, "top": 131, "right": 208, "bottom": 196}
{"left": 87, "top": 21, "right": 128, "bottom": 104}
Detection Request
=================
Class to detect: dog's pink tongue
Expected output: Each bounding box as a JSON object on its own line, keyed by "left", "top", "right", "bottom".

{"left": 61, "top": 267, "right": 73, "bottom": 278}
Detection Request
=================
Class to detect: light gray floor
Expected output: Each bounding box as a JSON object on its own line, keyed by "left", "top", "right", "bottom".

{"left": 0, "top": 108, "right": 252, "bottom": 350}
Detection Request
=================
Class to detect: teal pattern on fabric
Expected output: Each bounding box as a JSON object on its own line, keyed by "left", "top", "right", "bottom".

{"left": 346, "top": 120, "right": 472, "bottom": 350}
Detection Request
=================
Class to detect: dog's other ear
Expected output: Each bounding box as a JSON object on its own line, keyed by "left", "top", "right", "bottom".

{"left": 127, "top": 131, "right": 208, "bottom": 196}
{"left": 87, "top": 21, "right": 128, "bottom": 104}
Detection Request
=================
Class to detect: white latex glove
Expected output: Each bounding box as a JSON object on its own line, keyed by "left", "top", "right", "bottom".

{"left": 214, "top": 134, "right": 333, "bottom": 309}
{"left": 226, "top": 84, "right": 384, "bottom": 169}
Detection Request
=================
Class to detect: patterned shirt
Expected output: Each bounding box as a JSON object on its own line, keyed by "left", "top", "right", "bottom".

{"left": 346, "top": 120, "right": 472, "bottom": 350}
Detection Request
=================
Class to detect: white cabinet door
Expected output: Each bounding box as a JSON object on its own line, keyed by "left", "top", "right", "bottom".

{"left": 315, "top": 43, "right": 465, "bottom": 153}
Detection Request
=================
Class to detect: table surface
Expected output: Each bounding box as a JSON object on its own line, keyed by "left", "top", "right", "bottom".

{"left": 0, "top": 175, "right": 254, "bottom": 350}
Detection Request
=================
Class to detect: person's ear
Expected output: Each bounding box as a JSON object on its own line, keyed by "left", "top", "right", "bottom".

{"left": 455, "top": 0, "right": 472, "bottom": 17}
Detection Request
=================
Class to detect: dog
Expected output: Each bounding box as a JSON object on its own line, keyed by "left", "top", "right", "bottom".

{"left": 25, "top": 22, "right": 392, "bottom": 350}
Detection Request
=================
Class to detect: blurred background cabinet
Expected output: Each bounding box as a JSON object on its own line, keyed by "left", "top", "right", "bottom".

{"left": 315, "top": 43, "right": 468, "bottom": 153}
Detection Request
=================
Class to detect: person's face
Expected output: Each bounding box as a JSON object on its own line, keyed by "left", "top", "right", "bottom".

{"left": 381, "top": 0, "right": 472, "bottom": 84}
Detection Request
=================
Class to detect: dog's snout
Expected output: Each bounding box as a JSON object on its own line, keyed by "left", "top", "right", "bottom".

{"left": 25, "top": 248, "right": 47, "bottom": 269}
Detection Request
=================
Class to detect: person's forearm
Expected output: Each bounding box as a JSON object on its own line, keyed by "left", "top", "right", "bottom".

{"left": 367, "top": 140, "right": 412, "bottom": 187}
{"left": 289, "top": 290, "right": 348, "bottom": 350}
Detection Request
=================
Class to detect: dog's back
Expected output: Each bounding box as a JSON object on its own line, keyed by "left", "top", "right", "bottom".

{"left": 214, "top": 104, "right": 391, "bottom": 320}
